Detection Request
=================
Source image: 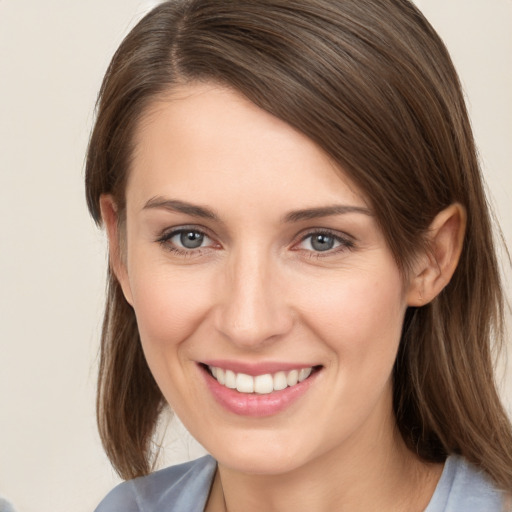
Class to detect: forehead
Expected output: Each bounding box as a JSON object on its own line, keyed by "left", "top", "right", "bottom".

{"left": 127, "top": 83, "right": 367, "bottom": 213}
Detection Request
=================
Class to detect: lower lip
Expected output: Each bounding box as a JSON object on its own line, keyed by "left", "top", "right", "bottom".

{"left": 200, "top": 366, "right": 319, "bottom": 417}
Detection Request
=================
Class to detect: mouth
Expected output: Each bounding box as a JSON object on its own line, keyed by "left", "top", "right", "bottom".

{"left": 205, "top": 364, "right": 321, "bottom": 394}
{"left": 199, "top": 362, "right": 322, "bottom": 417}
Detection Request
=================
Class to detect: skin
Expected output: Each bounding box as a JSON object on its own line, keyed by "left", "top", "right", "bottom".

{"left": 101, "top": 83, "right": 465, "bottom": 512}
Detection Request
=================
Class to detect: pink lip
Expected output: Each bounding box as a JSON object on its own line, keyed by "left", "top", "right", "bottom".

{"left": 199, "top": 363, "right": 320, "bottom": 417}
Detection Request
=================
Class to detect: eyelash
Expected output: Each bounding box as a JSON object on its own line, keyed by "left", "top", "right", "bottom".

{"left": 156, "top": 226, "right": 216, "bottom": 257}
{"left": 156, "top": 227, "right": 355, "bottom": 258}
{"left": 294, "top": 229, "right": 355, "bottom": 258}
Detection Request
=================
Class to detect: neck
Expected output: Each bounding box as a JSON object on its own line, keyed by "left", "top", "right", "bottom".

{"left": 206, "top": 403, "right": 443, "bottom": 512}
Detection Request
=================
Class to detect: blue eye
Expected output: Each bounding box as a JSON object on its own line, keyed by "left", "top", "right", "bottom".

{"left": 175, "top": 230, "right": 206, "bottom": 249}
{"left": 297, "top": 231, "right": 353, "bottom": 253}
{"left": 308, "top": 234, "right": 338, "bottom": 251}
{"left": 158, "top": 228, "right": 214, "bottom": 253}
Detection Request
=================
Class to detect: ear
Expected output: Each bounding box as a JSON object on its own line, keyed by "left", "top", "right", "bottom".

{"left": 99, "top": 195, "right": 134, "bottom": 306}
{"left": 406, "top": 203, "right": 466, "bottom": 307}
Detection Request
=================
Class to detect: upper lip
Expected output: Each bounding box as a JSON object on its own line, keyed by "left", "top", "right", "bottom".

{"left": 201, "top": 359, "right": 320, "bottom": 376}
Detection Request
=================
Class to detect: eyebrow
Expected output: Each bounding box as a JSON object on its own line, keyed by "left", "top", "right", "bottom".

{"left": 142, "top": 197, "right": 219, "bottom": 220}
{"left": 142, "top": 197, "right": 371, "bottom": 223}
{"left": 283, "top": 205, "right": 372, "bottom": 223}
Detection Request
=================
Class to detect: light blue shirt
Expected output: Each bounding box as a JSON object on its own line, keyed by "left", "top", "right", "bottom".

{"left": 0, "top": 497, "right": 16, "bottom": 512}
{"left": 95, "top": 454, "right": 505, "bottom": 511}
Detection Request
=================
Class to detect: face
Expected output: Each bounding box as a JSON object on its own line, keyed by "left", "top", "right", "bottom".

{"left": 111, "top": 83, "right": 415, "bottom": 475}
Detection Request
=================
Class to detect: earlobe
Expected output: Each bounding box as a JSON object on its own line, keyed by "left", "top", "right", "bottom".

{"left": 99, "top": 195, "right": 134, "bottom": 306}
{"left": 407, "top": 203, "right": 466, "bottom": 307}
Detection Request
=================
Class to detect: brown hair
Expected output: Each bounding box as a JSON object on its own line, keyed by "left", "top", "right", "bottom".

{"left": 85, "top": 0, "right": 512, "bottom": 488}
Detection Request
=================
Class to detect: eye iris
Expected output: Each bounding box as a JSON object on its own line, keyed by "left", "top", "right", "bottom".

{"left": 180, "top": 231, "right": 204, "bottom": 249}
{"left": 311, "top": 234, "right": 335, "bottom": 251}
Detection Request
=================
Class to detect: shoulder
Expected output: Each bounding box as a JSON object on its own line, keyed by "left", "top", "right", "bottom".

{"left": 94, "top": 455, "right": 217, "bottom": 512}
{"left": 0, "top": 497, "right": 17, "bottom": 512}
{"left": 426, "top": 455, "right": 506, "bottom": 512}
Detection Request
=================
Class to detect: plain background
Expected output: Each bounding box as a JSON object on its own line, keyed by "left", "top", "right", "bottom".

{"left": 0, "top": 1, "right": 510, "bottom": 511}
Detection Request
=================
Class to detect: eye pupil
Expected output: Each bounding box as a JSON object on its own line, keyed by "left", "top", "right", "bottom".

{"left": 311, "top": 234, "right": 334, "bottom": 251}
{"left": 180, "top": 231, "right": 204, "bottom": 249}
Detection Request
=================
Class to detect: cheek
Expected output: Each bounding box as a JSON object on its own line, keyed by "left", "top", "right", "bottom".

{"left": 127, "top": 260, "right": 215, "bottom": 352}
{"left": 298, "top": 265, "right": 406, "bottom": 366}
{"left": 296, "top": 266, "right": 407, "bottom": 441}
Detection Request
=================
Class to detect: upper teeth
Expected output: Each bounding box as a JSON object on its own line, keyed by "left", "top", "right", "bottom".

{"left": 208, "top": 366, "right": 313, "bottom": 394}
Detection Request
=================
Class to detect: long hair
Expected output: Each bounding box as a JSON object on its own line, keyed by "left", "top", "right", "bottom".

{"left": 85, "top": 0, "right": 512, "bottom": 487}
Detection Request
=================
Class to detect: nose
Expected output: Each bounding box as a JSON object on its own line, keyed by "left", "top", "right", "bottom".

{"left": 213, "top": 248, "right": 293, "bottom": 349}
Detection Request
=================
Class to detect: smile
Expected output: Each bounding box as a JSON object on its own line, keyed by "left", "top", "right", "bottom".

{"left": 199, "top": 360, "right": 324, "bottom": 417}
{"left": 208, "top": 365, "right": 313, "bottom": 394}
{"left": 201, "top": 362, "right": 322, "bottom": 417}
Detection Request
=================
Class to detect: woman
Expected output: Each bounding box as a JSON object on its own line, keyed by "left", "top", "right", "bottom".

{"left": 86, "top": 0, "right": 512, "bottom": 510}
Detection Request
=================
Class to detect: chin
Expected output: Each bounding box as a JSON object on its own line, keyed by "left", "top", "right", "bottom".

{"left": 204, "top": 431, "right": 316, "bottom": 476}
{"left": 217, "top": 451, "right": 303, "bottom": 476}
